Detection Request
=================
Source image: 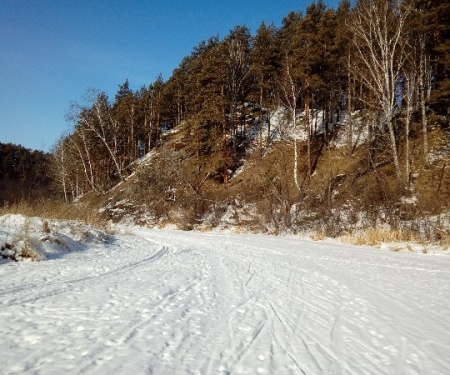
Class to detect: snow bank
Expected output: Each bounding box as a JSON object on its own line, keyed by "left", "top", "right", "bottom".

{"left": 0, "top": 214, "right": 111, "bottom": 263}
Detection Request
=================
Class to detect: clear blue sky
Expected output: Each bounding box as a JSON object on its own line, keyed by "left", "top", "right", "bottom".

{"left": 0, "top": 0, "right": 339, "bottom": 152}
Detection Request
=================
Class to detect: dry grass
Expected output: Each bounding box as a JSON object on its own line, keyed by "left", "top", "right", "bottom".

{"left": 388, "top": 245, "right": 411, "bottom": 252}
{"left": 17, "top": 241, "right": 41, "bottom": 261}
{"left": 157, "top": 217, "right": 174, "bottom": 229}
{"left": 441, "top": 239, "right": 450, "bottom": 250}
{"left": 436, "top": 230, "right": 450, "bottom": 250}
{"left": 311, "top": 231, "right": 327, "bottom": 241}
{"left": 341, "top": 228, "right": 420, "bottom": 246}
{"left": 197, "top": 224, "right": 214, "bottom": 232}
{"left": 0, "top": 199, "right": 108, "bottom": 228}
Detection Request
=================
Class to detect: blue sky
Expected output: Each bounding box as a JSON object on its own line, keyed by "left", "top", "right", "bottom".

{"left": 0, "top": 0, "right": 339, "bottom": 152}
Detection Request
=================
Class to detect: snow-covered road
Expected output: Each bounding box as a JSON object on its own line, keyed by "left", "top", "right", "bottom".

{"left": 1, "top": 227, "right": 450, "bottom": 374}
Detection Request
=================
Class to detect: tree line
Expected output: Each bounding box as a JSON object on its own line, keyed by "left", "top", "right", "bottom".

{"left": 0, "top": 142, "right": 51, "bottom": 203}
{"left": 52, "top": 0, "right": 449, "bottom": 202}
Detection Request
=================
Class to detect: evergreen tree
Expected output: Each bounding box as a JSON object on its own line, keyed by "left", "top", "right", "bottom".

{"left": 334, "top": 0, "right": 353, "bottom": 151}
{"left": 115, "top": 79, "right": 131, "bottom": 102}
{"left": 427, "top": 0, "right": 450, "bottom": 116}
{"left": 223, "top": 25, "right": 253, "bottom": 163}
{"left": 252, "top": 22, "right": 280, "bottom": 151}
{"left": 0, "top": 142, "right": 52, "bottom": 202}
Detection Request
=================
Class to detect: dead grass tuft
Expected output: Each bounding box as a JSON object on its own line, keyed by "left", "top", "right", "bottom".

{"left": 0, "top": 199, "right": 108, "bottom": 229}
{"left": 157, "top": 217, "right": 172, "bottom": 229}
{"left": 342, "top": 228, "right": 420, "bottom": 246}
{"left": 18, "top": 242, "right": 41, "bottom": 261}
{"left": 42, "top": 220, "right": 51, "bottom": 234}
{"left": 197, "top": 224, "right": 214, "bottom": 232}
{"left": 436, "top": 231, "right": 450, "bottom": 250}
{"left": 311, "top": 231, "right": 327, "bottom": 241}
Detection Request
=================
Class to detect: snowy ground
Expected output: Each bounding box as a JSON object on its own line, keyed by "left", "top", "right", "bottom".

{"left": 1, "top": 217, "right": 450, "bottom": 374}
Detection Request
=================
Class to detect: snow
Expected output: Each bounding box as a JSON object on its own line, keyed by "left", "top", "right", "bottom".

{"left": 1, "top": 216, "right": 450, "bottom": 374}
{"left": 232, "top": 107, "right": 369, "bottom": 179}
{"left": 0, "top": 215, "right": 110, "bottom": 263}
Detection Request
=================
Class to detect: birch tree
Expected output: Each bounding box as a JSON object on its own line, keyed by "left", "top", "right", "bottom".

{"left": 73, "top": 90, "right": 125, "bottom": 181}
{"left": 70, "top": 125, "right": 101, "bottom": 194}
{"left": 402, "top": 56, "right": 419, "bottom": 186}
{"left": 51, "top": 136, "right": 70, "bottom": 202}
{"left": 90, "top": 92, "right": 125, "bottom": 180}
{"left": 351, "top": 0, "right": 411, "bottom": 180}
{"left": 277, "top": 54, "right": 304, "bottom": 192}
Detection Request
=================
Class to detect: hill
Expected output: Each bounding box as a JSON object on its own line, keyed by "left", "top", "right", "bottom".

{"left": 3, "top": 0, "right": 450, "bottom": 246}
{"left": 80, "top": 107, "right": 449, "bottom": 248}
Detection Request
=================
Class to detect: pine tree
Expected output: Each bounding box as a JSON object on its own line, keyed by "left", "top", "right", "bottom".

{"left": 427, "top": 0, "right": 450, "bottom": 116}
{"left": 115, "top": 79, "right": 131, "bottom": 102}
{"left": 223, "top": 25, "right": 253, "bottom": 159}
{"left": 334, "top": 0, "right": 353, "bottom": 152}
{"left": 252, "top": 22, "right": 279, "bottom": 152}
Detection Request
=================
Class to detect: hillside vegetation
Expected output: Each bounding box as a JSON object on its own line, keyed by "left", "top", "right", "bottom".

{"left": 95, "top": 109, "right": 450, "bottom": 244}
{"left": 2, "top": 0, "right": 450, "bottom": 245}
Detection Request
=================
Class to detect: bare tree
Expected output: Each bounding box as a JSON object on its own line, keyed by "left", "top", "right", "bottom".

{"left": 70, "top": 126, "right": 101, "bottom": 194}
{"left": 51, "top": 136, "right": 70, "bottom": 202}
{"left": 402, "top": 33, "right": 420, "bottom": 187}
{"left": 351, "top": 0, "right": 411, "bottom": 180}
{"left": 88, "top": 91, "right": 125, "bottom": 180}
{"left": 277, "top": 54, "right": 304, "bottom": 192}
{"left": 419, "top": 35, "right": 430, "bottom": 166}
{"left": 67, "top": 89, "right": 127, "bottom": 185}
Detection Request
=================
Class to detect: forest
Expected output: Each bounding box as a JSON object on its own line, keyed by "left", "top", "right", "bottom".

{"left": 0, "top": 142, "right": 51, "bottom": 203}
{"left": 3, "top": 0, "right": 450, "bottom": 237}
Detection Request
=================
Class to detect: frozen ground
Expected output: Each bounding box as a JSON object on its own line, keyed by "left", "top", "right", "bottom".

{"left": 1, "top": 216, "right": 450, "bottom": 374}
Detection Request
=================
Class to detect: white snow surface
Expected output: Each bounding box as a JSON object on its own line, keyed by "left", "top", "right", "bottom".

{"left": 1, "top": 218, "right": 450, "bottom": 374}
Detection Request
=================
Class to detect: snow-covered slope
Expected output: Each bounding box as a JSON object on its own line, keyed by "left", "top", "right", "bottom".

{"left": 1, "top": 222, "right": 449, "bottom": 374}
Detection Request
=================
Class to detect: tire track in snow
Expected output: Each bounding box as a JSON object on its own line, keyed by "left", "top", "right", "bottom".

{"left": 0, "top": 234, "right": 168, "bottom": 299}
{"left": 76, "top": 244, "right": 217, "bottom": 375}
{"left": 267, "top": 299, "right": 308, "bottom": 375}
{"left": 167, "top": 243, "right": 266, "bottom": 375}
{"left": 77, "top": 284, "right": 191, "bottom": 375}
{"left": 2, "top": 245, "right": 169, "bottom": 307}
{"left": 217, "top": 241, "right": 368, "bottom": 374}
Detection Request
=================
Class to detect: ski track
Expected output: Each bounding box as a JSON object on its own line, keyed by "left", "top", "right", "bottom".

{"left": 1, "top": 228, "right": 450, "bottom": 374}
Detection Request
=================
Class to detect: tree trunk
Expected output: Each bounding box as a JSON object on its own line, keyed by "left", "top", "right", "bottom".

{"left": 222, "top": 85, "right": 228, "bottom": 185}
{"left": 305, "top": 101, "right": 312, "bottom": 180}
{"left": 420, "top": 43, "right": 429, "bottom": 166}
{"left": 259, "top": 86, "right": 264, "bottom": 158}
{"left": 405, "top": 109, "right": 411, "bottom": 187}
{"left": 387, "top": 116, "right": 402, "bottom": 179}
{"left": 347, "top": 48, "right": 353, "bottom": 154}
